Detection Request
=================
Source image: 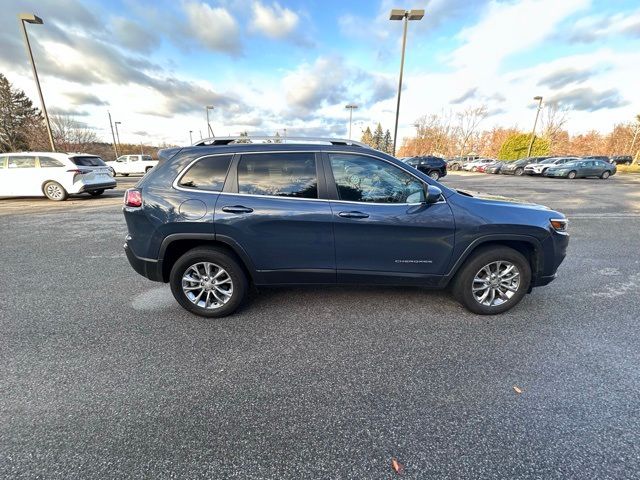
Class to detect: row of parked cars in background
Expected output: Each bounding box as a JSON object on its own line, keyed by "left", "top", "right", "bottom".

{"left": 403, "top": 154, "right": 627, "bottom": 180}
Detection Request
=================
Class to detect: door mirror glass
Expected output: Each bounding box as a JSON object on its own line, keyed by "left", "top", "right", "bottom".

{"left": 425, "top": 185, "right": 442, "bottom": 204}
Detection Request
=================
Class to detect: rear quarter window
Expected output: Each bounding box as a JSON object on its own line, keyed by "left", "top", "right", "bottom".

{"left": 178, "top": 155, "right": 233, "bottom": 191}
{"left": 39, "top": 157, "right": 64, "bottom": 168}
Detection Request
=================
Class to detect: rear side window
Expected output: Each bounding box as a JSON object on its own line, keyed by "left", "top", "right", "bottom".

{"left": 142, "top": 155, "right": 152, "bottom": 161}
{"left": 7, "top": 156, "right": 36, "bottom": 168}
{"left": 39, "top": 157, "right": 64, "bottom": 168}
{"left": 71, "top": 156, "right": 106, "bottom": 166}
{"left": 179, "top": 155, "right": 232, "bottom": 191}
{"left": 237, "top": 153, "right": 317, "bottom": 198}
{"left": 0, "top": 156, "right": 6, "bottom": 168}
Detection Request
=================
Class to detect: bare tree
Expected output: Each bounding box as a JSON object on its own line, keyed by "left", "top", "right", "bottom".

{"left": 51, "top": 114, "right": 99, "bottom": 152}
{"left": 541, "top": 102, "right": 569, "bottom": 148}
{"left": 456, "top": 105, "right": 488, "bottom": 157}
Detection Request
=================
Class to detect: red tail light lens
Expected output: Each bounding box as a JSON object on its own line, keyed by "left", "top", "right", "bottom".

{"left": 124, "top": 189, "right": 142, "bottom": 207}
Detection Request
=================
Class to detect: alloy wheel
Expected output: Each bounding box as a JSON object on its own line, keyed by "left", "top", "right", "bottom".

{"left": 45, "top": 183, "right": 64, "bottom": 200}
{"left": 181, "top": 262, "right": 234, "bottom": 309}
{"left": 472, "top": 261, "right": 520, "bottom": 307}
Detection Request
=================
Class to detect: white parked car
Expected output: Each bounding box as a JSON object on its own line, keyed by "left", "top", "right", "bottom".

{"left": 0, "top": 152, "right": 116, "bottom": 201}
{"left": 106, "top": 154, "right": 158, "bottom": 176}
{"left": 463, "top": 158, "right": 495, "bottom": 172}
{"left": 524, "top": 157, "right": 579, "bottom": 176}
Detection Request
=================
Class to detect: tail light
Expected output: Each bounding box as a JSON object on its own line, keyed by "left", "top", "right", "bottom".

{"left": 124, "top": 189, "right": 142, "bottom": 207}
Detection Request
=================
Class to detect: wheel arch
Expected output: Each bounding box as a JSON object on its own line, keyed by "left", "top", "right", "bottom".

{"left": 159, "top": 234, "right": 255, "bottom": 283}
{"left": 444, "top": 235, "right": 543, "bottom": 289}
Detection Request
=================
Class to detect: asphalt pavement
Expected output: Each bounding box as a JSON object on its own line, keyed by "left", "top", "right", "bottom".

{"left": 1, "top": 173, "right": 639, "bottom": 479}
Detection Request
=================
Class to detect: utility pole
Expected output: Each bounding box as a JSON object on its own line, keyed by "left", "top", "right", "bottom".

{"left": 114, "top": 121, "right": 122, "bottom": 148}
{"left": 189, "top": 130, "right": 193, "bottom": 144}
{"left": 108, "top": 111, "right": 119, "bottom": 158}
{"left": 527, "top": 96, "right": 543, "bottom": 157}
{"left": 205, "top": 105, "right": 215, "bottom": 136}
{"left": 345, "top": 104, "right": 358, "bottom": 139}
{"left": 18, "top": 13, "right": 55, "bottom": 152}
{"left": 139, "top": 141, "right": 144, "bottom": 155}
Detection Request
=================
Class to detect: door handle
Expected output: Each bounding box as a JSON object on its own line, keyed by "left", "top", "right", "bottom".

{"left": 338, "top": 211, "right": 369, "bottom": 219}
{"left": 221, "top": 205, "right": 254, "bottom": 214}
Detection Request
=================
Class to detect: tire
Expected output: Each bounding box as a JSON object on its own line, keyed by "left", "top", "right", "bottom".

{"left": 600, "top": 171, "right": 610, "bottom": 179}
{"left": 451, "top": 164, "right": 460, "bottom": 171}
{"left": 145, "top": 167, "right": 153, "bottom": 173}
{"left": 43, "top": 181, "right": 68, "bottom": 201}
{"left": 452, "top": 246, "right": 531, "bottom": 315}
{"left": 567, "top": 171, "right": 577, "bottom": 179}
{"left": 89, "top": 189, "right": 105, "bottom": 196}
{"left": 428, "top": 170, "right": 440, "bottom": 180}
{"left": 625, "top": 161, "right": 631, "bottom": 166}
{"left": 122, "top": 173, "right": 129, "bottom": 177}
{"left": 514, "top": 167, "right": 524, "bottom": 176}
{"left": 169, "top": 247, "right": 248, "bottom": 318}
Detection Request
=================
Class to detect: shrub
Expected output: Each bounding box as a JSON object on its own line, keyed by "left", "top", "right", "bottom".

{"left": 616, "top": 164, "right": 640, "bottom": 174}
{"left": 498, "top": 133, "right": 550, "bottom": 160}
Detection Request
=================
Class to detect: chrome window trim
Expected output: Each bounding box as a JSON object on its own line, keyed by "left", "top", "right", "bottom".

{"left": 172, "top": 150, "right": 446, "bottom": 205}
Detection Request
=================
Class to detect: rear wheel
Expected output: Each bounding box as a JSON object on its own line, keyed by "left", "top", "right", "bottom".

{"left": 514, "top": 167, "right": 524, "bottom": 176}
{"left": 43, "top": 181, "right": 68, "bottom": 201}
{"left": 145, "top": 167, "right": 153, "bottom": 173}
{"left": 451, "top": 164, "right": 460, "bottom": 171}
{"left": 170, "top": 247, "right": 248, "bottom": 318}
{"left": 88, "top": 189, "right": 105, "bottom": 196}
{"left": 567, "top": 171, "right": 577, "bottom": 179}
{"left": 600, "top": 171, "right": 610, "bottom": 179}
{"left": 428, "top": 170, "right": 440, "bottom": 180}
{"left": 452, "top": 246, "right": 531, "bottom": 315}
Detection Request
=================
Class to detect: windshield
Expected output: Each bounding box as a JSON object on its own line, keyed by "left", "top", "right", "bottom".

{"left": 539, "top": 158, "right": 556, "bottom": 164}
{"left": 71, "top": 156, "right": 106, "bottom": 166}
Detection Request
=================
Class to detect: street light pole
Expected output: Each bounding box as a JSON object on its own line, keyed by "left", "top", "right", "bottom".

{"left": 389, "top": 8, "right": 424, "bottom": 157}
{"left": 345, "top": 104, "right": 358, "bottom": 139}
{"left": 205, "top": 105, "right": 215, "bottom": 137}
{"left": 189, "top": 130, "right": 193, "bottom": 144}
{"left": 114, "top": 121, "right": 122, "bottom": 147}
{"left": 527, "top": 96, "right": 543, "bottom": 157}
{"left": 108, "top": 111, "right": 119, "bottom": 158}
{"left": 18, "top": 13, "right": 55, "bottom": 152}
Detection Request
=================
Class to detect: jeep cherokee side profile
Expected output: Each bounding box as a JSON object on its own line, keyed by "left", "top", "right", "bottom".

{"left": 123, "top": 137, "right": 569, "bottom": 317}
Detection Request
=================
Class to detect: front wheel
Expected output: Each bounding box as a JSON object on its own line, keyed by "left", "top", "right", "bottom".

{"left": 567, "top": 171, "right": 577, "bottom": 179}
{"left": 170, "top": 247, "right": 248, "bottom": 318}
{"left": 452, "top": 246, "right": 531, "bottom": 315}
{"left": 600, "top": 171, "right": 610, "bottom": 179}
{"left": 451, "top": 164, "right": 460, "bottom": 171}
{"left": 43, "top": 181, "right": 68, "bottom": 201}
{"left": 514, "top": 167, "right": 524, "bottom": 176}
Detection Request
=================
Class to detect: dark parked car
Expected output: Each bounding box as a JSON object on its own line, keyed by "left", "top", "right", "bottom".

{"left": 582, "top": 155, "right": 611, "bottom": 163}
{"left": 403, "top": 155, "right": 447, "bottom": 180}
{"left": 545, "top": 159, "right": 616, "bottom": 179}
{"left": 123, "top": 136, "right": 569, "bottom": 317}
{"left": 484, "top": 161, "right": 505, "bottom": 174}
{"left": 501, "top": 157, "right": 550, "bottom": 176}
{"left": 610, "top": 155, "right": 633, "bottom": 165}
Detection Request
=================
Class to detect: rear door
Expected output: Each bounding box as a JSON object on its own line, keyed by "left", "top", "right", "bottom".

{"left": 214, "top": 151, "right": 335, "bottom": 284}
{"left": 325, "top": 152, "right": 455, "bottom": 283}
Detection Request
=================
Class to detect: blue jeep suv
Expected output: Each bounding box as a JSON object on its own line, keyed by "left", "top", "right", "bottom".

{"left": 123, "top": 137, "right": 568, "bottom": 317}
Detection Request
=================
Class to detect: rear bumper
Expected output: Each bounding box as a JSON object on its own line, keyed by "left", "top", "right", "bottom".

{"left": 124, "top": 240, "right": 163, "bottom": 282}
{"left": 76, "top": 181, "right": 117, "bottom": 193}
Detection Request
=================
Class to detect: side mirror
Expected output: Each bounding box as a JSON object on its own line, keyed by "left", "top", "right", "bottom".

{"left": 425, "top": 185, "right": 442, "bottom": 204}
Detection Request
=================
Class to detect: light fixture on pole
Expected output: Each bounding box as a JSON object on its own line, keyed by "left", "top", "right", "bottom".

{"left": 18, "top": 13, "right": 55, "bottom": 152}
{"left": 114, "top": 121, "right": 122, "bottom": 147}
{"left": 527, "top": 96, "right": 543, "bottom": 157}
{"left": 189, "top": 130, "right": 193, "bottom": 144}
{"left": 205, "top": 105, "right": 215, "bottom": 137}
{"left": 389, "top": 8, "right": 424, "bottom": 156}
{"left": 345, "top": 104, "right": 358, "bottom": 139}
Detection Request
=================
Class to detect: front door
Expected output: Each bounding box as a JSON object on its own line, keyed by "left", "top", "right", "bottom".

{"left": 214, "top": 151, "right": 335, "bottom": 284}
{"left": 325, "top": 153, "right": 455, "bottom": 283}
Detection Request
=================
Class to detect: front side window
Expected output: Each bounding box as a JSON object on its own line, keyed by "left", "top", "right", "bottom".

{"left": 237, "top": 153, "right": 317, "bottom": 198}
{"left": 7, "top": 156, "right": 36, "bottom": 168}
{"left": 39, "top": 157, "right": 64, "bottom": 168}
{"left": 329, "top": 154, "right": 425, "bottom": 204}
{"left": 116, "top": 156, "right": 127, "bottom": 163}
{"left": 178, "top": 155, "right": 232, "bottom": 191}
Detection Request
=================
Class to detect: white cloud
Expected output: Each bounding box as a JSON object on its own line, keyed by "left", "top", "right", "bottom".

{"left": 250, "top": 1, "right": 299, "bottom": 39}
{"left": 184, "top": 2, "right": 240, "bottom": 53}
{"left": 567, "top": 9, "right": 640, "bottom": 42}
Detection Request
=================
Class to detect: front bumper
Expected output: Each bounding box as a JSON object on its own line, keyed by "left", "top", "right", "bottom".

{"left": 124, "top": 240, "right": 164, "bottom": 282}
{"left": 544, "top": 171, "right": 567, "bottom": 178}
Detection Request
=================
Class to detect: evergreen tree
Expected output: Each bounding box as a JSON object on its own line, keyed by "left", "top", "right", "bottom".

{"left": 273, "top": 131, "right": 282, "bottom": 143}
{"left": 0, "top": 73, "right": 42, "bottom": 152}
{"left": 383, "top": 129, "right": 393, "bottom": 154}
{"left": 373, "top": 123, "right": 384, "bottom": 150}
{"left": 361, "top": 126, "right": 374, "bottom": 146}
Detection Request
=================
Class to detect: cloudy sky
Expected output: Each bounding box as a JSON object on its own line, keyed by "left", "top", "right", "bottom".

{"left": 1, "top": 0, "right": 639, "bottom": 146}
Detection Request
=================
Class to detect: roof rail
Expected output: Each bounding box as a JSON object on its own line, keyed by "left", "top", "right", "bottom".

{"left": 191, "top": 136, "right": 372, "bottom": 149}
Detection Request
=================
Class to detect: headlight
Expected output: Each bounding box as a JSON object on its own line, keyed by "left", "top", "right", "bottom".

{"left": 550, "top": 218, "right": 568, "bottom": 232}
